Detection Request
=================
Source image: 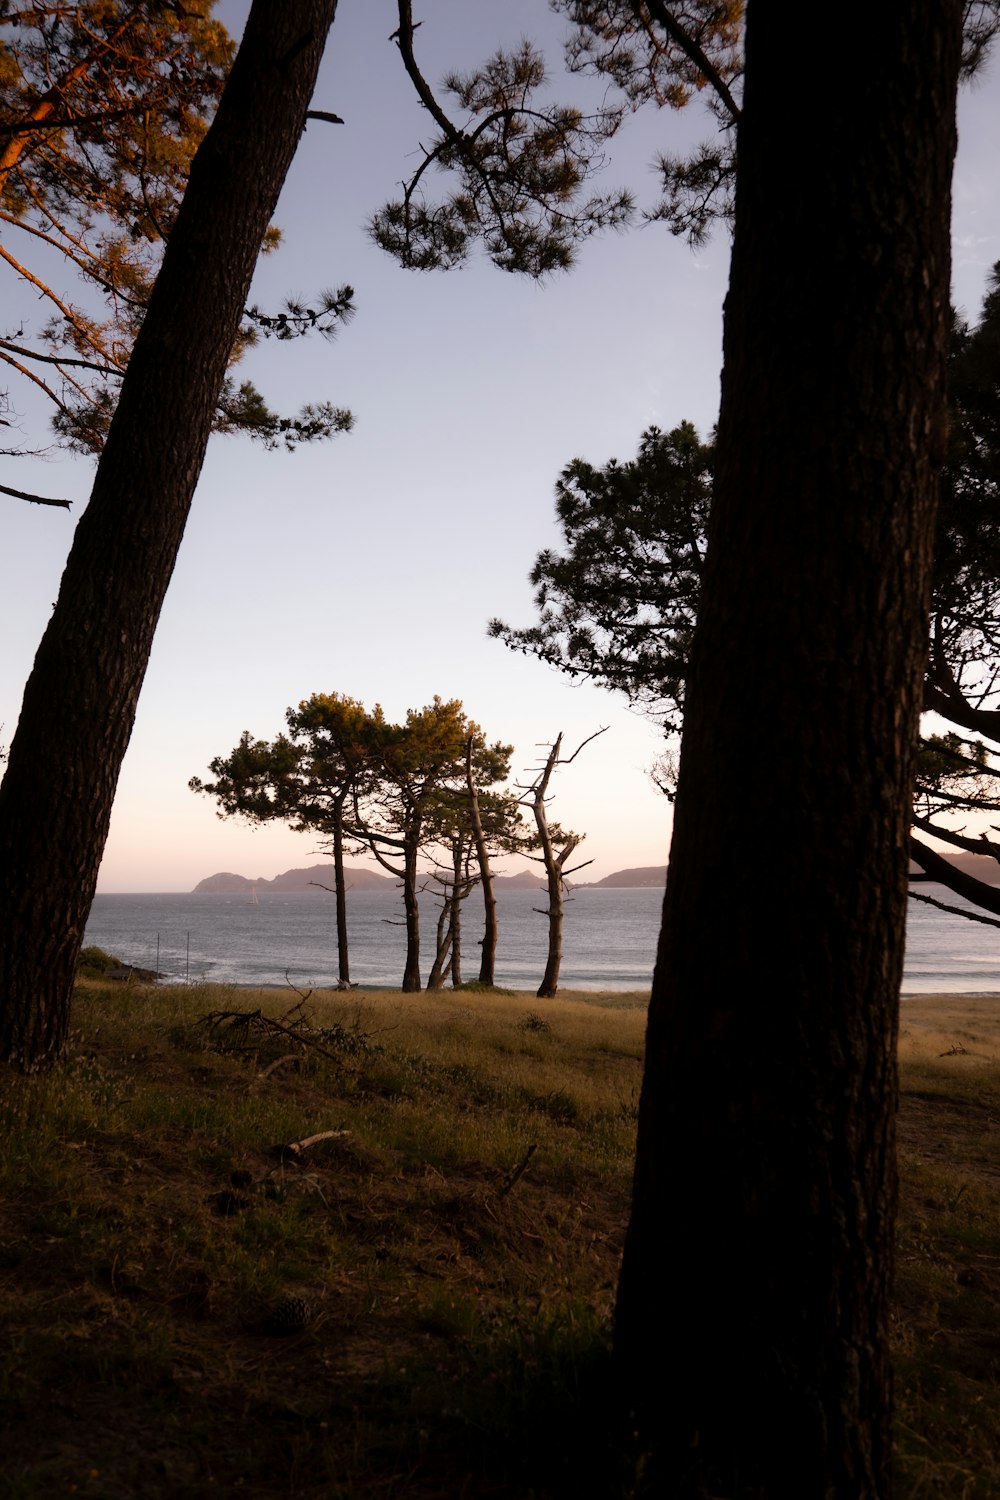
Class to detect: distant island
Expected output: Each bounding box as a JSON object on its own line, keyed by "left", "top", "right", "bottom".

{"left": 193, "top": 863, "right": 393, "bottom": 894}
{"left": 192, "top": 852, "right": 1000, "bottom": 896}
{"left": 193, "top": 862, "right": 546, "bottom": 894}
{"left": 192, "top": 861, "right": 671, "bottom": 893}
{"left": 580, "top": 866, "right": 668, "bottom": 889}
{"left": 909, "top": 850, "right": 1000, "bottom": 886}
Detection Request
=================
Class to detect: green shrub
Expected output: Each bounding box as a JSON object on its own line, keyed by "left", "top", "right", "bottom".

{"left": 76, "top": 945, "right": 120, "bottom": 977}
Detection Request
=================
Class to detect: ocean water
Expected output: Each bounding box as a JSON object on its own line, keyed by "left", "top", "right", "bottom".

{"left": 84, "top": 886, "right": 664, "bottom": 993}
{"left": 83, "top": 883, "right": 1000, "bottom": 995}
{"left": 900, "top": 889, "right": 1000, "bottom": 994}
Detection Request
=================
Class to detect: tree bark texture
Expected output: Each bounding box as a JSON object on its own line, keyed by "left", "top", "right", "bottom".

{"left": 467, "top": 737, "right": 498, "bottom": 985}
{"left": 426, "top": 903, "right": 452, "bottom": 990}
{"left": 331, "top": 805, "right": 350, "bottom": 985}
{"left": 536, "top": 856, "right": 566, "bottom": 999}
{"left": 401, "top": 842, "right": 422, "bottom": 992}
{"left": 428, "top": 891, "right": 451, "bottom": 990}
{"left": 531, "top": 736, "right": 571, "bottom": 999}
{"left": 475, "top": 864, "right": 497, "bottom": 984}
{"left": 0, "top": 0, "right": 339, "bottom": 1068}
{"left": 449, "top": 838, "right": 464, "bottom": 987}
{"left": 614, "top": 5, "right": 961, "bottom": 1496}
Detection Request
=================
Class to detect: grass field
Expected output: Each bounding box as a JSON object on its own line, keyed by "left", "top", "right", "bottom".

{"left": 1, "top": 979, "right": 999, "bottom": 1496}
{"left": 895, "top": 996, "right": 1000, "bottom": 1496}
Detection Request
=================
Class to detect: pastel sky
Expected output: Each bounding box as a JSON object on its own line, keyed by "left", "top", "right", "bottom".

{"left": 2, "top": 5, "right": 999, "bottom": 891}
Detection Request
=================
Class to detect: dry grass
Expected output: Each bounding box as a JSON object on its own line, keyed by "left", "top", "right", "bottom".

{"left": 2, "top": 982, "right": 1000, "bottom": 1495}
{"left": 895, "top": 994, "right": 1000, "bottom": 1498}
{"left": 0, "top": 980, "right": 645, "bottom": 1498}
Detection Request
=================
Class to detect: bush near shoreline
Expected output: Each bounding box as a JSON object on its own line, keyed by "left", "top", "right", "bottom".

{"left": 0, "top": 983, "right": 998, "bottom": 1496}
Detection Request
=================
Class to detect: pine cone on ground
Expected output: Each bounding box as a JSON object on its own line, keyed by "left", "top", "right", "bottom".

{"left": 265, "top": 1295, "right": 311, "bottom": 1335}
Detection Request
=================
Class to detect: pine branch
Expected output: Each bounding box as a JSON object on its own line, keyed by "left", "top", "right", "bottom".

{"left": 0, "top": 480, "right": 70, "bottom": 509}
{"left": 643, "top": 0, "right": 742, "bottom": 121}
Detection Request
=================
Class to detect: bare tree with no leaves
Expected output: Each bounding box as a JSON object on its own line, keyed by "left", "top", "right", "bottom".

{"left": 517, "top": 729, "right": 605, "bottom": 998}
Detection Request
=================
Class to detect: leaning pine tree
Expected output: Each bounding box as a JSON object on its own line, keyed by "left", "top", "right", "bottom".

{"left": 0, "top": 1, "right": 343, "bottom": 1069}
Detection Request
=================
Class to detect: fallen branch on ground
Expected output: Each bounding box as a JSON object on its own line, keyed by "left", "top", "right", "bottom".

{"left": 269, "top": 1129, "right": 352, "bottom": 1162}
{"left": 200, "top": 1007, "right": 349, "bottom": 1067}
{"left": 249, "top": 1053, "right": 304, "bottom": 1088}
{"left": 500, "top": 1143, "right": 537, "bottom": 1198}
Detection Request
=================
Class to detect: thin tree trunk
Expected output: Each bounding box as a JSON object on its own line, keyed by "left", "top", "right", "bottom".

{"left": 426, "top": 895, "right": 452, "bottom": 990}
{"left": 450, "top": 838, "right": 463, "bottom": 987}
{"left": 426, "top": 932, "right": 452, "bottom": 990}
{"left": 467, "top": 736, "right": 498, "bottom": 985}
{"left": 332, "top": 802, "right": 350, "bottom": 986}
{"left": 536, "top": 872, "right": 563, "bottom": 999}
{"left": 614, "top": 4, "right": 961, "bottom": 1494}
{"left": 358, "top": 822, "right": 422, "bottom": 992}
{"left": 0, "top": 0, "right": 338, "bottom": 1069}
{"left": 401, "top": 841, "right": 421, "bottom": 992}
{"left": 535, "top": 838, "right": 578, "bottom": 1000}
{"left": 530, "top": 735, "right": 575, "bottom": 999}
{"left": 428, "top": 841, "right": 474, "bottom": 990}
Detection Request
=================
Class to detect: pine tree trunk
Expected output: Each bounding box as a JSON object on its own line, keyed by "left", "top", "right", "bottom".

{"left": 535, "top": 833, "right": 579, "bottom": 1000}
{"left": 614, "top": 4, "right": 961, "bottom": 1494}
{"left": 401, "top": 842, "right": 421, "bottom": 992}
{"left": 449, "top": 838, "right": 464, "bottom": 988}
{"left": 476, "top": 869, "right": 497, "bottom": 985}
{"left": 332, "top": 805, "right": 350, "bottom": 986}
{"left": 466, "top": 738, "right": 498, "bottom": 985}
{"left": 536, "top": 861, "right": 565, "bottom": 1001}
{"left": 531, "top": 736, "right": 565, "bottom": 999}
{"left": 0, "top": 1, "right": 338, "bottom": 1069}
{"left": 426, "top": 895, "right": 451, "bottom": 990}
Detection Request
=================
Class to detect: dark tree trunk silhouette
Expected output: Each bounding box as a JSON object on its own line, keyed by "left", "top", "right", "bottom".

{"left": 0, "top": 0, "right": 339, "bottom": 1068}
{"left": 466, "top": 736, "right": 499, "bottom": 985}
{"left": 614, "top": 4, "right": 962, "bottom": 1494}
{"left": 332, "top": 809, "right": 351, "bottom": 986}
{"left": 426, "top": 902, "right": 453, "bottom": 991}
{"left": 427, "top": 840, "right": 475, "bottom": 990}
{"left": 401, "top": 842, "right": 422, "bottom": 992}
{"left": 520, "top": 732, "right": 598, "bottom": 999}
{"left": 355, "top": 823, "right": 425, "bottom": 992}
{"left": 449, "top": 838, "right": 464, "bottom": 988}
{"left": 358, "top": 817, "right": 425, "bottom": 992}
{"left": 313, "top": 798, "right": 352, "bottom": 986}
{"left": 530, "top": 734, "right": 577, "bottom": 1000}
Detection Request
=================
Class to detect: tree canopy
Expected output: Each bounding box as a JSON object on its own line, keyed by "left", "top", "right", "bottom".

{"left": 192, "top": 694, "right": 520, "bottom": 993}
{"left": 495, "top": 264, "right": 1000, "bottom": 904}
{"left": 0, "top": 0, "right": 353, "bottom": 505}
{"left": 371, "top": 2, "right": 999, "bottom": 274}
{"left": 5, "top": 0, "right": 992, "bottom": 509}
{"left": 490, "top": 420, "right": 711, "bottom": 733}
{"left": 925, "top": 266, "right": 1000, "bottom": 731}
{"left": 906, "top": 266, "right": 1000, "bottom": 908}
{"left": 369, "top": 0, "right": 745, "bottom": 274}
